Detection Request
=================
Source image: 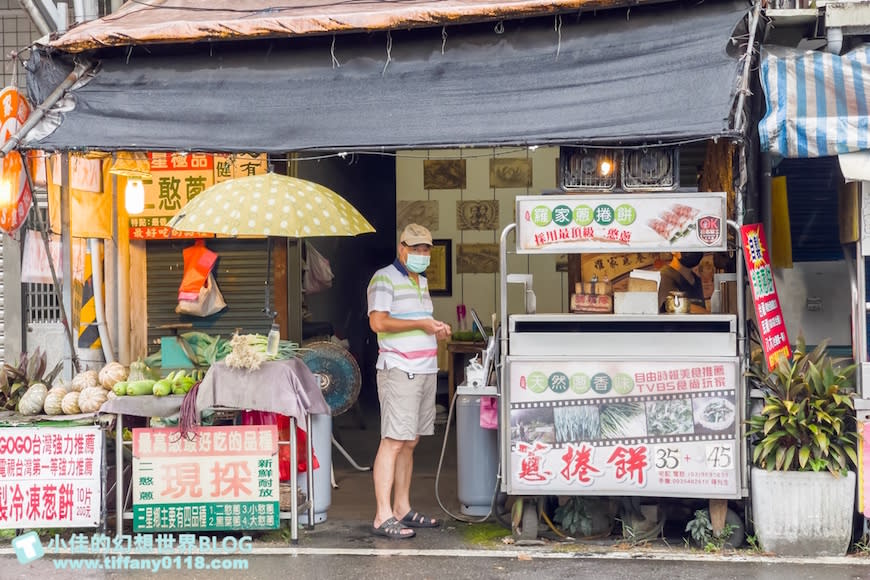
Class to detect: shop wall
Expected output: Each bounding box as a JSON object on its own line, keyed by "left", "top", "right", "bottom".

{"left": 395, "top": 147, "right": 568, "bottom": 332}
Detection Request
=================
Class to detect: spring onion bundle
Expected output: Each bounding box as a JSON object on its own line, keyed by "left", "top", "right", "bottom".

{"left": 224, "top": 333, "right": 300, "bottom": 371}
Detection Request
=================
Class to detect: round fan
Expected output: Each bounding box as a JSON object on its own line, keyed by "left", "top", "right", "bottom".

{"left": 300, "top": 340, "right": 361, "bottom": 416}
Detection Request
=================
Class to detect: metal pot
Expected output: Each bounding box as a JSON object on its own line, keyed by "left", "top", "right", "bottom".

{"left": 665, "top": 290, "right": 689, "bottom": 313}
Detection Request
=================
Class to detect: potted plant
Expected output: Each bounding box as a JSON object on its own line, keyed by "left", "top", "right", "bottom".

{"left": 746, "top": 336, "right": 858, "bottom": 556}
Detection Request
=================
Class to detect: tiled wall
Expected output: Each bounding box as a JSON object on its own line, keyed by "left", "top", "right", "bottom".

{"left": 0, "top": 0, "right": 39, "bottom": 89}
{"left": 395, "top": 147, "right": 568, "bottom": 332}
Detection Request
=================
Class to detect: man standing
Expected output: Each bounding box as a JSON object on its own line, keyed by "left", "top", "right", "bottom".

{"left": 367, "top": 224, "right": 451, "bottom": 539}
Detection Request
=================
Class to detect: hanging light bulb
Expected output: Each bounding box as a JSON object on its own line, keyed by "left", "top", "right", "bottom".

{"left": 0, "top": 173, "right": 12, "bottom": 208}
{"left": 125, "top": 178, "right": 145, "bottom": 215}
{"left": 109, "top": 151, "right": 151, "bottom": 215}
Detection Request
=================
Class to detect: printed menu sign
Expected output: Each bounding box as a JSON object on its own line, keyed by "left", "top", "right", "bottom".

{"left": 132, "top": 425, "right": 280, "bottom": 532}
{"left": 506, "top": 358, "right": 740, "bottom": 498}
{"left": 0, "top": 427, "right": 103, "bottom": 528}
{"left": 515, "top": 193, "right": 727, "bottom": 254}
{"left": 741, "top": 223, "right": 791, "bottom": 368}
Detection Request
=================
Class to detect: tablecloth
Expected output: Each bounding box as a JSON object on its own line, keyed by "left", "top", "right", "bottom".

{"left": 194, "top": 359, "right": 330, "bottom": 428}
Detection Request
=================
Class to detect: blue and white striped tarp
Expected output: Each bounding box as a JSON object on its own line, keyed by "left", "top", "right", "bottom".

{"left": 759, "top": 44, "right": 870, "bottom": 158}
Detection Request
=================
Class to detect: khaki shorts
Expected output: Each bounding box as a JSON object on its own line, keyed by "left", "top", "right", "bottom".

{"left": 376, "top": 368, "right": 437, "bottom": 440}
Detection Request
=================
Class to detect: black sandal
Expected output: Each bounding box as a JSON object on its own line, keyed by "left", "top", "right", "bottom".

{"left": 371, "top": 517, "right": 416, "bottom": 539}
{"left": 400, "top": 510, "right": 440, "bottom": 528}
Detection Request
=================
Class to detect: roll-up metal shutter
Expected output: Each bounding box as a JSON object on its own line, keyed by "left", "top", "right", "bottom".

{"left": 145, "top": 239, "right": 273, "bottom": 354}
{"left": 774, "top": 157, "right": 843, "bottom": 263}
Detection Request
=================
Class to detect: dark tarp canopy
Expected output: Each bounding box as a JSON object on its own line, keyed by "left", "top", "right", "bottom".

{"left": 24, "top": 0, "right": 749, "bottom": 153}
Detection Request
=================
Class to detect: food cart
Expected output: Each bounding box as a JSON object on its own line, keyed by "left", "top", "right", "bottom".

{"left": 496, "top": 191, "right": 748, "bottom": 540}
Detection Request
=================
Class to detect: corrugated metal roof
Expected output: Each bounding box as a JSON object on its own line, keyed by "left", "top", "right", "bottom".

{"left": 50, "top": 0, "right": 671, "bottom": 53}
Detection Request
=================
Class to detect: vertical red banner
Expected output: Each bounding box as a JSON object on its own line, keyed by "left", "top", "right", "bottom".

{"left": 741, "top": 223, "right": 791, "bottom": 368}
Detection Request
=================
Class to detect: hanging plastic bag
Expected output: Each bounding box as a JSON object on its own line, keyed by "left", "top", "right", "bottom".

{"left": 302, "top": 242, "right": 334, "bottom": 295}
{"left": 480, "top": 396, "right": 498, "bottom": 430}
{"left": 241, "top": 411, "right": 319, "bottom": 480}
{"left": 175, "top": 272, "right": 226, "bottom": 317}
{"left": 178, "top": 239, "right": 218, "bottom": 301}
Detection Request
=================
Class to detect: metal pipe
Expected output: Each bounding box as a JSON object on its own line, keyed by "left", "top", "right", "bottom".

{"left": 305, "top": 413, "right": 315, "bottom": 529}
{"left": 21, "top": 152, "right": 81, "bottom": 374}
{"left": 89, "top": 238, "right": 116, "bottom": 363}
{"left": 733, "top": 2, "right": 762, "bottom": 135}
{"left": 498, "top": 222, "right": 515, "bottom": 492}
{"left": 289, "top": 417, "right": 298, "bottom": 544}
{"left": 16, "top": 0, "right": 53, "bottom": 36}
{"left": 0, "top": 61, "right": 92, "bottom": 157}
{"left": 115, "top": 414, "right": 124, "bottom": 538}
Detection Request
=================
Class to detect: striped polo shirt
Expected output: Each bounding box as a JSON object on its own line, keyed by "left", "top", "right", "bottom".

{"left": 367, "top": 259, "right": 438, "bottom": 374}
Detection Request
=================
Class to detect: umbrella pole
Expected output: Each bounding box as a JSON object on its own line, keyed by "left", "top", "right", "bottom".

{"left": 265, "top": 238, "right": 275, "bottom": 320}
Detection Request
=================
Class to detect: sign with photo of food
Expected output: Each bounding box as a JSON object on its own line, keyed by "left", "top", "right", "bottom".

{"left": 506, "top": 358, "right": 740, "bottom": 498}
{"left": 515, "top": 193, "right": 727, "bottom": 254}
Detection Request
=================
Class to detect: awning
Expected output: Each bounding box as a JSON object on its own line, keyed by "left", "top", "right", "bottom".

{"left": 24, "top": 0, "right": 749, "bottom": 153}
{"left": 48, "top": 0, "right": 673, "bottom": 53}
{"left": 759, "top": 44, "right": 870, "bottom": 159}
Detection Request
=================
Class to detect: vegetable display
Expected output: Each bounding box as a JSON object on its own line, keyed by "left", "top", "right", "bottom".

{"left": 61, "top": 391, "right": 81, "bottom": 415}
{"left": 70, "top": 370, "right": 99, "bottom": 392}
{"left": 43, "top": 387, "right": 67, "bottom": 415}
{"left": 18, "top": 383, "right": 48, "bottom": 416}
{"left": 78, "top": 386, "right": 109, "bottom": 413}
{"left": 99, "top": 361, "right": 128, "bottom": 390}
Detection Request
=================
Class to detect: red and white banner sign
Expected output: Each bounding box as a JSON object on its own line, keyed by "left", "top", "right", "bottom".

{"left": 0, "top": 427, "right": 103, "bottom": 528}
{"left": 0, "top": 87, "right": 32, "bottom": 234}
{"left": 741, "top": 223, "right": 791, "bottom": 368}
{"left": 0, "top": 87, "right": 33, "bottom": 234}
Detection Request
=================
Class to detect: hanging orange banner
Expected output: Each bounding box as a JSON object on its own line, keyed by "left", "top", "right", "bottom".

{"left": 0, "top": 87, "right": 33, "bottom": 234}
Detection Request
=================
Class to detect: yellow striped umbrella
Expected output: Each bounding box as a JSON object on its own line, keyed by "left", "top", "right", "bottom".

{"left": 167, "top": 172, "right": 375, "bottom": 237}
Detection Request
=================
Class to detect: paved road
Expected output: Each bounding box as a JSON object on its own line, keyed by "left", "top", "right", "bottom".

{"left": 4, "top": 550, "right": 870, "bottom": 580}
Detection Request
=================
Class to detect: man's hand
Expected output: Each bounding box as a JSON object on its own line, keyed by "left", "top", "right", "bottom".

{"left": 434, "top": 322, "right": 451, "bottom": 341}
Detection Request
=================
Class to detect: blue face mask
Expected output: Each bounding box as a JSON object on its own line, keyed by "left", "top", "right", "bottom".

{"left": 406, "top": 254, "right": 430, "bottom": 274}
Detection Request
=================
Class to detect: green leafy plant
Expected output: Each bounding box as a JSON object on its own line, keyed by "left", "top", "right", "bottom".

{"left": 0, "top": 348, "right": 62, "bottom": 412}
{"left": 684, "top": 509, "right": 736, "bottom": 552}
{"left": 553, "top": 497, "right": 594, "bottom": 537}
{"left": 745, "top": 534, "right": 761, "bottom": 553}
{"left": 746, "top": 336, "right": 857, "bottom": 476}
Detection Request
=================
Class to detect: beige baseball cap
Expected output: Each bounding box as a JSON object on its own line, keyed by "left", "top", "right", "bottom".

{"left": 400, "top": 223, "right": 433, "bottom": 246}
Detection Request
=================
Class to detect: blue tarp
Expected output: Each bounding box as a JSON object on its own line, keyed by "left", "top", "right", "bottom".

{"left": 759, "top": 44, "right": 870, "bottom": 158}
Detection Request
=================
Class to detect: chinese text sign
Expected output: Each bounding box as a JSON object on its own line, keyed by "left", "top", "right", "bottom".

{"left": 132, "top": 425, "right": 279, "bottom": 532}
{"left": 741, "top": 224, "right": 791, "bottom": 368}
{"left": 515, "top": 193, "right": 726, "bottom": 254}
{"left": 0, "top": 426, "right": 103, "bottom": 528}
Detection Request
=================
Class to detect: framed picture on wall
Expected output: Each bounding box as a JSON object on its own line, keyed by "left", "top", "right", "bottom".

{"left": 425, "top": 239, "right": 452, "bottom": 296}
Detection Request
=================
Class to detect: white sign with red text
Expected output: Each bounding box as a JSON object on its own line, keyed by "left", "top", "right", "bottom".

{"left": 515, "top": 193, "right": 727, "bottom": 253}
{"left": 506, "top": 358, "right": 740, "bottom": 498}
{"left": 0, "top": 426, "right": 103, "bottom": 528}
{"left": 132, "top": 425, "right": 280, "bottom": 531}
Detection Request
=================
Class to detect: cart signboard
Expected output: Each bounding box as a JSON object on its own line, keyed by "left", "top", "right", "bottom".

{"left": 132, "top": 425, "right": 280, "bottom": 531}
{"left": 505, "top": 358, "right": 740, "bottom": 498}
{"left": 515, "top": 193, "right": 727, "bottom": 254}
{"left": 741, "top": 223, "right": 791, "bottom": 368}
{"left": 0, "top": 426, "right": 103, "bottom": 528}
